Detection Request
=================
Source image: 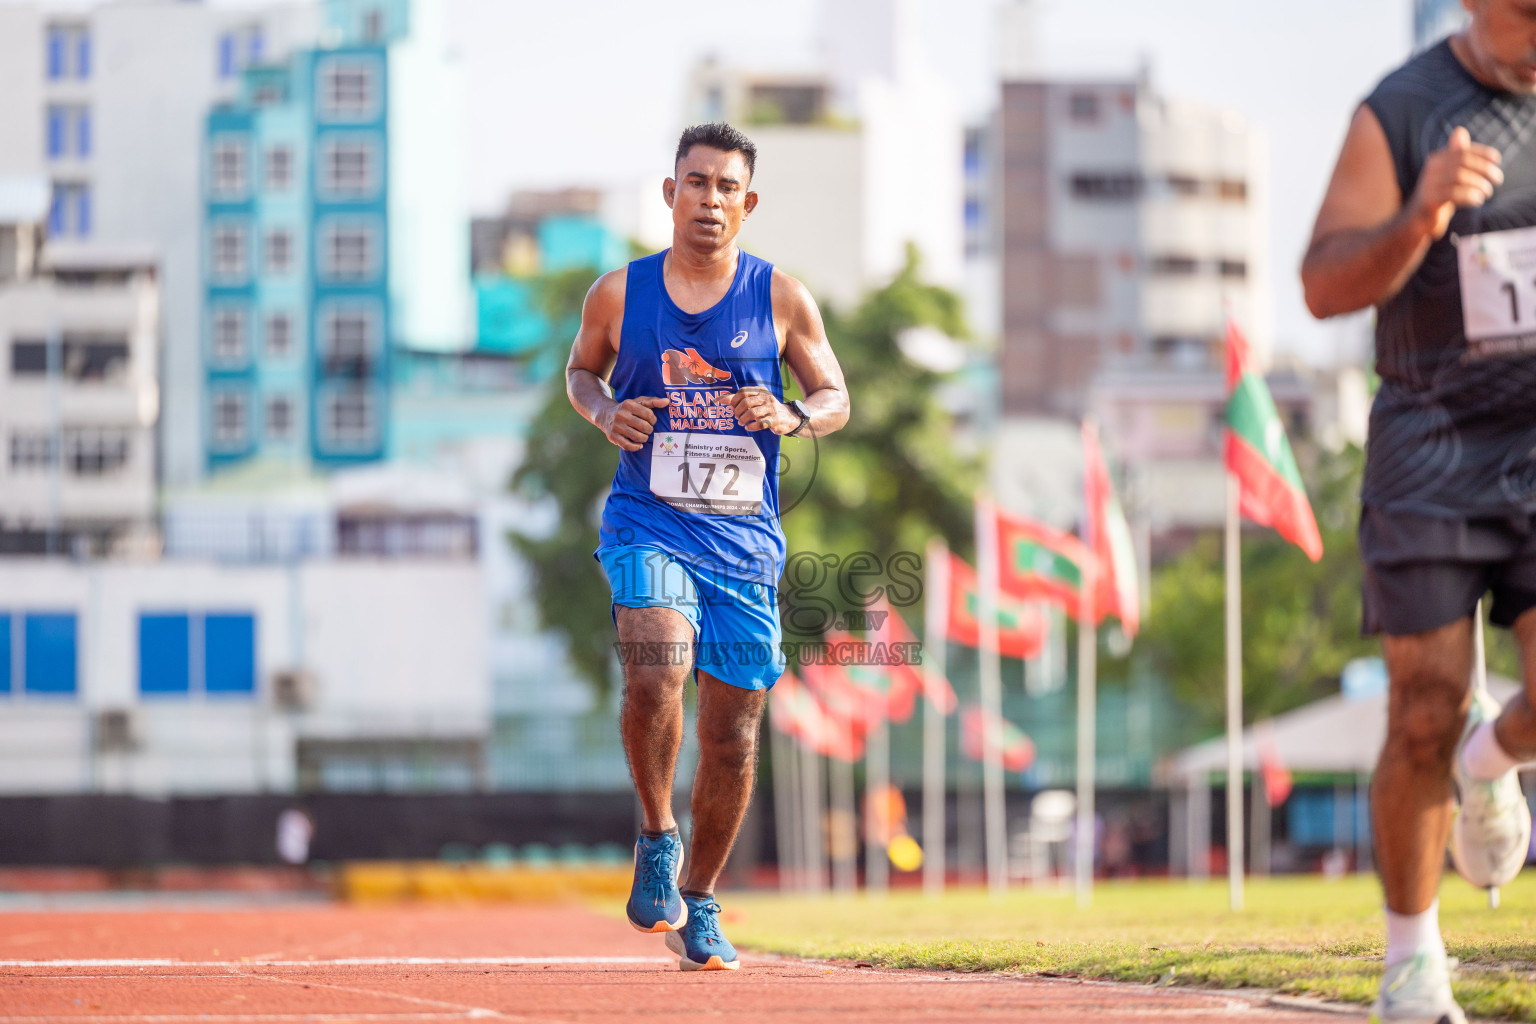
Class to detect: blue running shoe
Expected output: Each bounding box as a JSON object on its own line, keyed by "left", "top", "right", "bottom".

{"left": 664, "top": 892, "right": 739, "bottom": 971}
{"left": 626, "top": 831, "right": 687, "bottom": 933}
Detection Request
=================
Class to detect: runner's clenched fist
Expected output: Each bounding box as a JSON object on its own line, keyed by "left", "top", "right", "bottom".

{"left": 1413, "top": 126, "right": 1505, "bottom": 238}
{"left": 600, "top": 396, "right": 671, "bottom": 451}
{"left": 729, "top": 387, "right": 791, "bottom": 433}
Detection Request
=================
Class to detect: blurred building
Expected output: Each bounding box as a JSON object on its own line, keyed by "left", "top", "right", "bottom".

{"left": 200, "top": 0, "right": 468, "bottom": 477}
{"left": 681, "top": 0, "right": 962, "bottom": 311}
{"left": 996, "top": 77, "right": 1271, "bottom": 419}
{"left": 0, "top": 558, "right": 486, "bottom": 795}
{"left": 0, "top": 0, "right": 321, "bottom": 489}
{"left": 1413, "top": 0, "right": 1465, "bottom": 50}
{"left": 0, "top": 176, "right": 160, "bottom": 558}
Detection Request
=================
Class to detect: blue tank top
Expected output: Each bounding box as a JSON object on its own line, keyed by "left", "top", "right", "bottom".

{"left": 597, "top": 249, "right": 785, "bottom": 584}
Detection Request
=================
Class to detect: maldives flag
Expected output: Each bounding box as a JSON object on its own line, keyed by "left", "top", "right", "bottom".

{"left": 775, "top": 669, "right": 865, "bottom": 762}
{"left": 1081, "top": 421, "right": 1141, "bottom": 637}
{"left": 947, "top": 554, "right": 1045, "bottom": 659}
{"left": 873, "top": 597, "right": 955, "bottom": 715}
{"left": 995, "top": 508, "right": 1093, "bottom": 615}
{"left": 1257, "top": 722, "right": 1293, "bottom": 807}
{"left": 960, "top": 705, "right": 1036, "bottom": 773}
{"left": 1225, "top": 321, "right": 1322, "bottom": 562}
{"left": 824, "top": 628, "right": 918, "bottom": 725}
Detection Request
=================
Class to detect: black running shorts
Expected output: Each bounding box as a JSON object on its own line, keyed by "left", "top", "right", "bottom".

{"left": 1360, "top": 506, "right": 1536, "bottom": 636}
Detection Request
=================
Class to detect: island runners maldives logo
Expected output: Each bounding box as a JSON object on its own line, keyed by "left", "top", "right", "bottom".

{"left": 662, "top": 347, "right": 739, "bottom": 432}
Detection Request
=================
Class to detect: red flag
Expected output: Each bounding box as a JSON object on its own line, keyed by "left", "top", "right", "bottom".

{"left": 947, "top": 554, "right": 1046, "bottom": 659}
{"left": 799, "top": 657, "right": 873, "bottom": 761}
{"left": 1225, "top": 321, "right": 1323, "bottom": 562}
{"left": 779, "top": 667, "right": 865, "bottom": 762}
{"left": 993, "top": 508, "right": 1093, "bottom": 613}
{"left": 1081, "top": 421, "right": 1141, "bottom": 637}
{"left": 960, "top": 705, "right": 1035, "bottom": 773}
{"left": 1257, "top": 723, "right": 1292, "bottom": 807}
{"left": 822, "top": 628, "right": 917, "bottom": 724}
{"left": 872, "top": 597, "right": 954, "bottom": 715}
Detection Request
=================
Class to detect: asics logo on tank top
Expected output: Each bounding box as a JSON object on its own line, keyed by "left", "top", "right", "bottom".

{"left": 730, "top": 330, "right": 749, "bottom": 348}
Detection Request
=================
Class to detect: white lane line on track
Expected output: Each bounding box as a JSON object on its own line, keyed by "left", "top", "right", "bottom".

{"left": 0, "top": 957, "right": 668, "bottom": 968}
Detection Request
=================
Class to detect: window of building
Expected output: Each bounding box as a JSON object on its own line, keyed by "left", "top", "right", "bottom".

{"left": 265, "top": 311, "right": 293, "bottom": 357}
{"left": 212, "top": 390, "right": 248, "bottom": 445}
{"left": 319, "top": 221, "right": 376, "bottom": 280}
{"left": 1149, "top": 254, "right": 1200, "bottom": 276}
{"left": 1068, "top": 91, "right": 1100, "bottom": 123}
{"left": 1218, "top": 258, "right": 1249, "bottom": 279}
{"left": 264, "top": 144, "right": 292, "bottom": 191}
{"left": 363, "top": 9, "right": 384, "bottom": 42}
{"left": 46, "top": 25, "right": 89, "bottom": 81}
{"left": 246, "top": 26, "right": 264, "bottom": 65}
{"left": 266, "top": 394, "right": 294, "bottom": 440}
{"left": 211, "top": 307, "right": 248, "bottom": 364}
{"left": 211, "top": 139, "right": 248, "bottom": 197}
{"left": 1069, "top": 172, "right": 1141, "bottom": 200}
{"left": 64, "top": 427, "right": 130, "bottom": 475}
{"left": 324, "top": 389, "right": 376, "bottom": 445}
{"left": 9, "top": 432, "right": 56, "bottom": 470}
{"left": 264, "top": 227, "right": 293, "bottom": 275}
{"left": 1166, "top": 174, "right": 1202, "bottom": 197}
{"left": 11, "top": 336, "right": 129, "bottom": 380}
{"left": 24, "top": 613, "right": 77, "bottom": 695}
{"left": 138, "top": 611, "right": 256, "bottom": 697}
{"left": 1217, "top": 178, "right": 1248, "bottom": 201}
{"left": 320, "top": 140, "right": 374, "bottom": 198}
{"left": 321, "top": 306, "right": 376, "bottom": 366}
{"left": 211, "top": 222, "right": 248, "bottom": 279}
{"left": 218, "top": 33, "right": 236, "bottom": 78}
{"left": 319, "top": 59, "right": 376, "bottom": 118}
{"left": 45, "top": 107, "right": 87, "bottom": 160}
{"left": 47, "top": 182, "right": 91, "bottom": 238}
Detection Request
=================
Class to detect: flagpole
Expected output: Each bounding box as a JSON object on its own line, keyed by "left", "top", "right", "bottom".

{"left": 767, "top": 705, "right": 797, "bottom": 892}
{"left": 923, "top": 538, "right": 950, "bottom": 898}
{"left": 1074, "top": 558, "right": 1097, "bottom": 908}
{"left": 801, "top": 740, "right": 826, "bottom": 894}
{"left": 830, "top": 746, "right": 857, "bottom": 896}
{"left": 865, "top": 706, "right": 890, "bottom": 897}
{"left": 975, "top": 496, "right": 1008, "bottom": 898}
{"left": 1224, "top": 471, "right": 1245, "bottom": 911}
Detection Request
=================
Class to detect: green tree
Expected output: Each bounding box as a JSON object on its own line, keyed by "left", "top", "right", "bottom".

{"left": 508, "top": 248, "right": 980, "bottom": 697}
{"left": 1105, "top": 443, "right": 1444, "bottom": 733}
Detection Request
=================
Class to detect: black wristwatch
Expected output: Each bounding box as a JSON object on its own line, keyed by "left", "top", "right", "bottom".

{"left": 785, "top": 399, "right": 811, "bottom": 437}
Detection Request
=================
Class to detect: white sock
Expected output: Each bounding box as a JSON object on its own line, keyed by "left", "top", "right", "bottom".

{"left": 1384, "top": 901, "right": 1444, "bottom": 968}
{"left": 1461, "top": 720, "right": 1522, "bottom": 781}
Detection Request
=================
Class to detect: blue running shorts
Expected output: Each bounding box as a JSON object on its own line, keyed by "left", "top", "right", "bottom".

{"left": 597, "top": 544, "right": 785, "bottom": 691}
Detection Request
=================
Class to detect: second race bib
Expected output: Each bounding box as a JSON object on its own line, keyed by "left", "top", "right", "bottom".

{"left": 1457, "top": 224, "right": 1536, "bottom": 353}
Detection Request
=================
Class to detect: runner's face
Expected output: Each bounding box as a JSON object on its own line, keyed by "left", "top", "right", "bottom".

{"left": 1466, "top": 0, "right": 1536, "bottom": 93}
{"left": 666, "top": 146, "right": 757, "bottom": 251}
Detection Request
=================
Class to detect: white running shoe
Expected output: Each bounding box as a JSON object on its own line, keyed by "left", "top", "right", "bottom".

{"left": 1450, "top": 689, "right": 1532, "bottom": 891}
{"left": 1369, "top": 951, "right": 1466, "bottom": 1024}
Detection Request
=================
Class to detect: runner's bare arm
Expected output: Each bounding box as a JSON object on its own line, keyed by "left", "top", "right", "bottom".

{"left": 729, "top": 270, "right": 850, "bottom": 437}
{"left": 1301, "top": 107, "right": 1503, "bottom": 319}
{"left": 566, "top": 268, "right": 669, "bottom": 453}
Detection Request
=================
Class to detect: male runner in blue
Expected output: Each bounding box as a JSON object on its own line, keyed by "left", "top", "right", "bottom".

{"left": 565, "top": 123, "right": 849, "bottom": 971}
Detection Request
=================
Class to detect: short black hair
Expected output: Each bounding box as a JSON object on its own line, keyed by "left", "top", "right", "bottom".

{"left": 674, "top": 122, "right": 757, "bottom": 182}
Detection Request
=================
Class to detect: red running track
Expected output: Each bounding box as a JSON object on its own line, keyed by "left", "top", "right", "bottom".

{"left": 0, "top": 903, "right": 1366, "bottom": 1022}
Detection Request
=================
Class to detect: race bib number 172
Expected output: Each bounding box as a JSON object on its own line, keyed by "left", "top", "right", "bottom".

{"left": 649, "top": 431, "right": 766, "bottom": 516}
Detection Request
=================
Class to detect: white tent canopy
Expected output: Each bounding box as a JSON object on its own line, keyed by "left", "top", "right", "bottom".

{"left": 1167, "top": 676, "right": 1520, "bottom": 781}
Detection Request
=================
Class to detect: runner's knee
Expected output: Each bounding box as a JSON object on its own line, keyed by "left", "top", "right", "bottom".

{"left": 1385, "top": 671, "right": 1466, "bottom": 771}
{"left": 621, "top": 664, "right": 687, "bottom": 715}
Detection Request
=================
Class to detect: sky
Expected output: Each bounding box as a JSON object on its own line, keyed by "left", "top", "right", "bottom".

{"left": 16, "top": 0, "right": 1418, "bottom": 365}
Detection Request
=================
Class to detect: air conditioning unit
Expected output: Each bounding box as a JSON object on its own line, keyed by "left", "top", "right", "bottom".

{"left": 94, "top": 708, "right": 140, "bottom": 753}
{"left": 271, "top": 669, "right": 316, "bottom": 711}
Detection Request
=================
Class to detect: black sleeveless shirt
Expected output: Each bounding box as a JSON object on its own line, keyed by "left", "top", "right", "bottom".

{"left": 1362, "top": 39, "right": 1536, "bottom": 517}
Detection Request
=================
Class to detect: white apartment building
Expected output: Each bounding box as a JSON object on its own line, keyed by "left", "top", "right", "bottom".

{"left": 681, "top": 0, "right": 962, "bottom": 311}
{"left": 0, "top": 0, "right": 320, "bottom": 489}
{"left": 0, "top": 178, "right": 160, "bottom": 556}
{"left": 0, "top": 558, "right": 487, "bottom": 795}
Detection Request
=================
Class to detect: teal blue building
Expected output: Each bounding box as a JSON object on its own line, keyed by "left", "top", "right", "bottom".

{"left": 202, "top": 0, "right": 467, "bottom": 475}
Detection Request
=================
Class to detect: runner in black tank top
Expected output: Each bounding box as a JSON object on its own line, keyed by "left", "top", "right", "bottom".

{"left": 1302, "top": 7, "right": 1536, "bottom": 1020}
